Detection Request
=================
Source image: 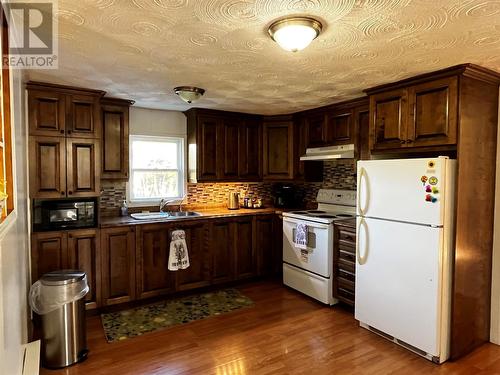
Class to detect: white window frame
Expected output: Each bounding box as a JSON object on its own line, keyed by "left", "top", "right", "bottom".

{"left": 128, "top": 135, "right": 185, "bottom": 204}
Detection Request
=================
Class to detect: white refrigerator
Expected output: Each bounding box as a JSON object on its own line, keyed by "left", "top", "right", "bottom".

{"left": 355, "top": 156, "right": 456, "bottom": 364}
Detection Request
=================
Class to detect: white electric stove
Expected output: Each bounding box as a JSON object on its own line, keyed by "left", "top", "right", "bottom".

{"left": 282, "top": 189, "right": 356, "bottom": 305}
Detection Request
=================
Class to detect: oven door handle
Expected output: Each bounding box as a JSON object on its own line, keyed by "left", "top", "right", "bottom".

{"left": 283, "top": 217, "right": 331, "bottom": 230}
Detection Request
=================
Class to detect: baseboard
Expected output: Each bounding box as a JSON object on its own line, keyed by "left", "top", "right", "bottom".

{"left": 21, "top": 340, "right": 40, "bottom": 375}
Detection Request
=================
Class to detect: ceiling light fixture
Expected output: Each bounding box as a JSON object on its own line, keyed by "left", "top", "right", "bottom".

{"left": 174, "top": 86, "right": 205, "bottom": 104}
{"left": 268, "top": 16, "right": 322, "bottom": 52}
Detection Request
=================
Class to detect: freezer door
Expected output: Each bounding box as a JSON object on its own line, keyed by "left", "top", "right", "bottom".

{"left": 355, "top": 217, "right": 446, "bottom": 357}
{"left": 357, "top": 157, "right": 449, "bottom": 226}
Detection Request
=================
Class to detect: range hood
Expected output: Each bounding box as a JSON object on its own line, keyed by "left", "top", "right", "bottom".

{"left": 300, "top": 144, "right": 355, "bottom": 161}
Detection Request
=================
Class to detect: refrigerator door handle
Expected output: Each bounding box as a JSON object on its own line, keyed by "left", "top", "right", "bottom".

{"left": 358, "top": 167, "right": 370, "bottom": 216}
{"left": 357, "top": 218, "right": 369, "bottom": 265}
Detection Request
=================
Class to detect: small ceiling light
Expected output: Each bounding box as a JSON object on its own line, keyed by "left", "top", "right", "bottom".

{"left": 174, "top": 86, "right": 205, "bottom": 104}
{"left": 268, "top": 16, "right": 322, "bottom": 52}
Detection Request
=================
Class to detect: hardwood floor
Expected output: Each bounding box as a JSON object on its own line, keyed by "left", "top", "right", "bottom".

{"left": 41, "top": 281, "right": 500, "bottom": 375}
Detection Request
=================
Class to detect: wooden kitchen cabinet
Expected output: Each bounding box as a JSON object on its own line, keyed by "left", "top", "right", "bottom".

{"left": 67, "top": 229, "right": 101, "bottom": 309}
{"left": 238, "top": 116, "right": 262, "bottom": 181}
{"left": 28, "top": 136, "right": 66, "bottom": 198}
{"left": 255, "top": 215, "right": 275, "bottom": 277}
{"left": 66, "top": 138, "right": 100, "bottom": 197}
{"left": 263, "top": 119, "right": 294, "bottom": 180}
{"left": 31, "top": 231, "right": 68, "bottom": 282}
{"left": 27, "top": 82, "right": 104, "bottom": 138}
{"left": 31, "top": 229, "right": 100, "bottom": 310}
{"left": 369, "top": 88, "right": 408, "bottom": 151}
{"left": 186, "top": 109, "right": 263, "bottom": 182}
{"left": 220, "top": 118, "right": 240, "bottom": 180}
{"left": 367, "top": 72, "right": 459, "bottom": 152}
{"left": 28, "top": 89, "right": 66, "bottom": 137}
{"left": 333, "top": 222, "right": 356, "bottom": 306}
{"left": 135, "top": 223, "right": 175, "bottom": 299}
{"left": 304, "top": 112, "right": 326, "bottom": 147}
{"left": 175, "top": 222, "right": 211, "bottom": 291}
{"left": 234, "top": 217, "right": 256, "bottom": 280}
{"left": 101, "top": 226, "right": 136, "bottom": 306}
{"left": 211, "top": 219, "right": 235, "bottom": 284}
{"left": 100, "top": 98, "right": 133, "bottom": 180}
{"left": 326, "top": 108, "right": 354, "bottom": 145}
{"left": 407, "top": 77, "right": 458, "bottom": 147}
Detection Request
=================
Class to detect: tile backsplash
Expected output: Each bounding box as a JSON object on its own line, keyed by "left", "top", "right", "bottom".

{"left": 99, "top": 160, "right": 357, "bottom": 216}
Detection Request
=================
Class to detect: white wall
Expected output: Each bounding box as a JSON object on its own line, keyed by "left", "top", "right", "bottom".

{"left": 0, "top": 68, "right": 29, "bottom": 373}
{"left": 490, "top": 94, "right": 500, "bottom": 344}
{"left": 129, "top": 107, "right": 186, "bottom": 137}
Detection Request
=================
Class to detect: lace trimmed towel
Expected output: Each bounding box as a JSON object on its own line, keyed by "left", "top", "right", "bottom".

{"left": 168, "top": 230, "right": 190, "bottom": 271}
{"left": 295, "top": 223, "right": 309, "bottom": 249}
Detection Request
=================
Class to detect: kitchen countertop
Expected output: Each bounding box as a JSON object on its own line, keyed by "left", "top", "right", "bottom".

{"left": 100, "top": 207, "right": 286, "bottom": 228}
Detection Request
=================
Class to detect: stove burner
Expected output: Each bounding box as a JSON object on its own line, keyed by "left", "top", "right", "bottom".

{"left": 307, "top": 210, "right": 327, "bottom": 213}
{"left": 336, "top": 214, "right": 354, "bottom": 217}
{"left": 291, "top": 211, "right": 309, "bottom": 214}
{"left": 317, "top": 215, "right": 337, "bottom": 218}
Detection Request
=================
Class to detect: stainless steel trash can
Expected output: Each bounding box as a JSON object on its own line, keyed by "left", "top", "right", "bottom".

{"left": 40, "top": 270, "right": 89, "bottom": 369}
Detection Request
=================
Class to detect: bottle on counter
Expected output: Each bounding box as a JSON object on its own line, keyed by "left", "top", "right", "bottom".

{"left": 120, "top": 200, "right": 128, "bottom": 217}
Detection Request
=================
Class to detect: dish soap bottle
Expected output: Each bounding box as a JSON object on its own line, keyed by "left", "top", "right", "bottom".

{"left": 120, "top": 200, "right": 128, "bottom": 217}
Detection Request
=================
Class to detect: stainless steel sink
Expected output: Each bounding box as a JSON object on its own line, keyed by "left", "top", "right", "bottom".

{"left": 130, "top": 211, "right": 201, "bottom": 220}
{"left": 165, "top": 211, "right": 201, "bottom": 217}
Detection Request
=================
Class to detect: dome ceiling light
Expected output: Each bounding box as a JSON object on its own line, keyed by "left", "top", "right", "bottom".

{"left": 268, "top": 16, "right": 323, "bottom": 52}
{"left": 174, "top": 86, "right": 205, "bottom": 104}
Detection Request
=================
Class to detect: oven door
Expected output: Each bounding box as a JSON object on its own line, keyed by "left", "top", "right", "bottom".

{"left": 283, "top": 216, "right": 333, "bottom": 278}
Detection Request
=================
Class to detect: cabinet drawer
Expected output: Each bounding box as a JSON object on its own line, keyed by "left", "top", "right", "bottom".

{"left": 337, "top": 287, "right": 355, "bottom": 305}
{"left": 338, "top": 276, "right": 355, "bottom": 293}
{"left": 339, "top": 229, "right": 356, "bottom": 244}
{"left": 339, "top": 248, "right": 356, "bottom": 263}
{"left": 337, "top": 268, "right": 355, "bottom": 282}
{"left": 337, "top": 260, "right": 355, "bottom": 275}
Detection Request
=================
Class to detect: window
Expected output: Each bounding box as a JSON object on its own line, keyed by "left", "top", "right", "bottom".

{"left": 129, "top": 135, "right": 185, "bottom": 202}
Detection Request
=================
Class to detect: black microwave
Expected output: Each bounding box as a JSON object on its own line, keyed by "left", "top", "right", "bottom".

{"left": 32, "top": 199, "right": 97, "bottom": 232}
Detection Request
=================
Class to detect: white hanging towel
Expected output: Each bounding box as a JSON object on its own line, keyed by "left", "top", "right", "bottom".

{"left": 168, "top": 230, "right": 190, "bottom": 271}
{"left": 295, "top": 223, "right": 309, "bottom": 249}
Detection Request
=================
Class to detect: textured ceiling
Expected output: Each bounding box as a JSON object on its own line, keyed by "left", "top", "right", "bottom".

{"left": 27, "top": 0, "right": 500, "bottom": 115}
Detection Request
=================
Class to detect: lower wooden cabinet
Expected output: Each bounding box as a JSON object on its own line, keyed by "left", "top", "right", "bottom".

{"left": 100, "top": 226, "right": 136, "bottom": 306}
{"left": 211, "top": 219, "right": 236, "bottom": 284}
{"left": 235, "top": 217, "right": 256, "bottom": 280}
{"left": 333, "top": 222, "right": 356, "bottom": 306}
{"left": 31, "top": 229, "right": 100, "bottom": 310}
{"left": 255, "top": 215, "right": 274, "bottom": 277}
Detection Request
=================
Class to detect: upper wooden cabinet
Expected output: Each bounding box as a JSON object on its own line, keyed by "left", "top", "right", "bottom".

{"left": 304, "top": 112, "right": 326, "bottom": 147}
{"left": 100, "top": 98, "right": 133, "bottom": 180}
{"left": 263, "top": 119, "right": 294, "bottom": 180}
{"left": 185, "top": 108, "right": 262, "bottom": 182}
{"left": 66, "top": 138, "right": 100, "bottom": 197}
{"left": 366, "top": 70, "right": 460, "bottom": 153}
{"left": 326, "top": 108, "right": 354, "bottom": 145}
{"left": 29, "top": 136, "right": 66, "bottom": 198}
{"left": 27, "top": 82, "right": 104, "bottom": 138}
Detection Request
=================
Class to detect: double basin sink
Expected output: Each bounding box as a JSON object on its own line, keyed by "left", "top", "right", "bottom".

{"left": 130, "top": 211, "right": 201, "bottom": 220}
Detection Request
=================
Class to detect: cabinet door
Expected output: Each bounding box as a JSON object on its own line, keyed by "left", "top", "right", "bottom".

{"left": 31, "top": 232, "right": 68, "bottom": 281}
{"left": 255, "top": 215, "right": 274, "bottom": 277}
{"left": 211, "top": 220, "right": 235, "bottom": 284}
{"left": 67, "top": 229, "right": 100, "bottom": 309}
{"left": 29, "top": 136, "right": 66, "bottom": 198}
{"left": 101, "top": 226, "right": 136, "bottom": 306}
{"left": 235, "top": 217, "right": 256, "bottom": 280}
{"left": 28, "top": 89, "right": 66, "bottom": 137}
{"left": 220, "top": 118, "right": 239, "bottom": 180}
{"left": 66, "top": 94, "right": 100, "bottom": 138}
{"left": 357, "top": 108, "right": 371, "bottom": 160}
{"left": 66, "top": 138, "right": 100, "bottom": 197}
{"left": 305, "top": 112, "right": 326, "bottom": 147}
{"left": 263, "top": 122, "right": 294, "bottom": 180}
{"left": 407, "top": 77, "right": 458, "bottom": 148}
{"left": 370, "top": 89, "right": 408, "bottom": 151}
{"left": 101, "top": 103, "right": 129, "bottom": 179}
{"left": 135, "top": 224, "right": 175, "bottom": 299}
{"left": 197, "top": 115, "right": 219, "bottom": 181}
{"left": 238, "top": 117, "right": 262, "bottom": 181}
{"left": 326, "top": 109, "right": 354, "bottom": 145}
{"left": 176, "top": 222, "right": 211, "bottom": 291}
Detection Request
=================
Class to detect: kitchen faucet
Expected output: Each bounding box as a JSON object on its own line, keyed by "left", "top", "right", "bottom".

{"left": 159, "top": 195, "right": 186, "bottom": 213}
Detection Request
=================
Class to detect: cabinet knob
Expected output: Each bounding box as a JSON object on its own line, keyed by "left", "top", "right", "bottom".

{"left": 67, "top": 130, "right": 72, "bottom": 134}
{"left": 406, "top": 139, "right": 414, "bottom": 144}
{"left": 400, "top": 140, "right": 405, "bottom": 144}
{"left": 60, "top": 130, "right": 64, "bottom": 134}
{"left": 68, "top": 191, "right": 73, "bottom": 195}
{"left": 60, "top": 191, "right": 65, "bottom": 195}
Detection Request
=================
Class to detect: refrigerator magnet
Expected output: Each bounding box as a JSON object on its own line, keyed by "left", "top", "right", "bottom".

{"left": 421, "top": 176, "right": 428, "bottom": 185}
{"left": 425, "top": 194, "right": 432, "bottom": 202}
{"left": 426, "top": 185, "right": 432, "bottom": 193}
{"left": 429, "top": 176, "right": 438, "bottom": 185}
